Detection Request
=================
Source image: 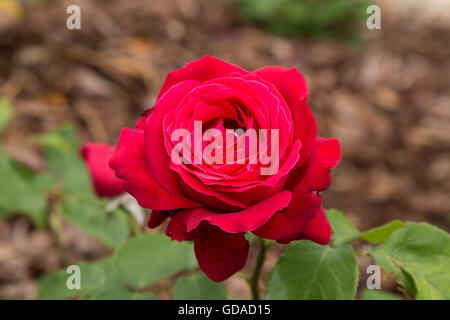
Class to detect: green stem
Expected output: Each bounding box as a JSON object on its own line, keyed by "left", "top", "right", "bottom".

{"left": 128, "top": 213, "right": 141, "bottom": 236}
{"left": 49, "top": 210, "right": 71, "bottom": 266}
{"left": 250, "top": 238, "right": 268, "bottom": 300}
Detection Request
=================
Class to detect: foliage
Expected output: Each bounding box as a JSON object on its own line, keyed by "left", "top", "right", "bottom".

{"left": 60, "top": 194, "right": 129, "bottom": 248}
{"left": 38, "top": 125, "right": 92, "bottom": 195}
{"left": 0, "top": 98, "right": 47, "bottom": 226}
{"left": 265, "top": 240, "right": 358, "bottom": 299}
{"left": 173, "top": 272, "right": 227, "bottom": 300}
{"left": 234, "top": 0, "right": 369, "bottom": 42}
{"left": 360, "top": 288, "right": 401, "bottom": 300}
{"left": 37, "top": 124, "right": 131, "bottom": 248}
{"left": 113, "top": 233, "right": 197, "bottom": 290}
{"left": 0, "top": 153, "right": 47, "bottom": 227}
{"left": 0, "top": 103, "right": 131, "bottom": 247}
{"left": 265, "top": 210, "right": 450, "bottom": 300}
{"left": 37, "top": 208, "right": 449, "bottom": 301}
{"left": 326, "top": 209, "right": 359, "bottom": 246}
{"left": 37, "top": 256, "right": 158, "bottom": 300}
{"left": 37, "top": 234, "right": 201, "bottom": 300}
{"left": 360, "top": 220, "right": 405, "bottom": 244}
{"left": 372, "top": 223, "right": 450, "bottom": 299}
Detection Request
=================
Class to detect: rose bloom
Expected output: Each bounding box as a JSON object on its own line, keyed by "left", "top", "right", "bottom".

{"left": 81, "top": 56, "right": 341, "bottom": 282}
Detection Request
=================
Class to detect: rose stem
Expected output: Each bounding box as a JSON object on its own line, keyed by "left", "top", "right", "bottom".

{"left": 49, "top": 209, "right": 71, "bottom": 266}
{"left": 250, "top": 237, "right": 268, "bottom": 300}
{"left": 127, "top": 213, "right": 141, "bottom": 236}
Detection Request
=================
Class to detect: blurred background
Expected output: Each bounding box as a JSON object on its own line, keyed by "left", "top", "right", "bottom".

{"left": 0, "top": 0, "right": 449, "bottom": 299}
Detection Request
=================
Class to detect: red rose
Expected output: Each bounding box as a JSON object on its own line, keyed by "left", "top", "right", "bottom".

{"left": 85, "top": 56, "right": 341, "bottom": 282}
{"left": 81, "top": 143, "right": 124, "bottom": 198}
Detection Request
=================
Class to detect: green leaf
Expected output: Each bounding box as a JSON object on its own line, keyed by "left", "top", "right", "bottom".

{"left": 0, "top": 98, "right": 14, "bottom": 135}
{"left": 265, "top": 240, "right": 358, "bottom": 299}
{"left": 37, "top": 258, "right": 154, "bottom": 300}
{"left": 0, "top": 206, "right": 13, "bottom": 218}
{"left": 370, "top": 251, "right": 416, "bottom": 296}
{"left": 361, "top": 220, "right": 405, "bottom": 244}
{"left": 360, "top": 288, "right": 402, "bottom": 300}
{"left": 38, "top": 125, "right": 91, "bottom": 194}
{"left": 326, "top": 209, "right": 359, "bottom": 246}
{"left": 0, "top": 153, "right": 46, "bottom": 227}
{"left": 114, "top": 233, "right": 196, "bottom": 290}
{"left": 372, "top": 222, "right": 450, "bottom": 300}
{"left": 60, "top": 193, "right": 129, "bottom": 248}
{"left": 37, "top": 259, "right": 111, "bottom": 299}
{"left": 87, "top": 258, "right": 158, "bottom": 300}
{"left": 32, "top": 172, "right": 57, "bottom": 195}
{"left": 173, "top": 272, "right": 227, "bottom": 300}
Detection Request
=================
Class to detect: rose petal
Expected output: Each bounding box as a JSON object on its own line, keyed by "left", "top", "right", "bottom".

{"left": 253, "top": 137, "right": 341, "bottom": 240}
{"left": 147, "top": 210, "right": 169, "bottom": 228}
{"left": 158, "top": 55, "right": 249, "bottom": 100}
{"left": 135, "top": 107, "right": 153, "bottom": 130}
{"left": 181, "top": 190, "right": 292, "bottom": 234}
{"left": 80, "top": 143, "right": 124, "bottom": 197}
{"left": 252, "top": 188, "right": 321, "bottom": 240}
{"left": 146, "top": 80, "right": 201, "bottom": 194}
{"left": 214, "top": 141, "right": 301, "bottom": 205}
{"left": 295, "top": 137, "right": 341, "bottom": 192}
{"left": 253, "top": 66, "right": 317, "bottom": 167}
{"left": 277, "top": 206, "right": 332, "bottom": 245}
{"left": 166, "top": 211, "right": 193, "bottom": 241}
{"left": 109, "top": 128, "right": 200, "bottom": 210}
{"left": 253, "top": 66, "right": 309, "bottom": 105}
{"left": 194, "top": 223, "right": 249, "bottom": 282}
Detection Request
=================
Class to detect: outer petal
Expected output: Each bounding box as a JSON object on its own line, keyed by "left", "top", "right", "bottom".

{"left": 109, "top": 128, "right": 200, "bottom": 210}
{"left": 253, "top": 66, "right": 317, "bottom": 167}
{"left": 253, "top": 137, "right": 341, "bottom": 240}
{"left": 252, "top": 190, "right": 321, "bottom": 240}
{"left": 194, "top": 224, "right": 249, "bottom": 282}
{"left": 135, "top": 107, "right": 153, "bottom": 130}
{"left": 80, "top": 143, "right": 124, "bottom": 197}
{"left": 158, "top": 55, "right": 249, "bottom": 100}
{"left": 253, "top": 66, "right": 309, "bottom": 104}
{"left": 147, "top": 210, "right": 169, "bottom": 228}
{"left": 166, "top": 211, "right": 193, "bottom": 242}
{"left": 181, "top": 191, "right": 292, "bottom": 234}
{"left": 146, "top": 80, "right": 201, "bottom": 195}
{"left": 277, "top": 206, "right": 332, "bottom": 245}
